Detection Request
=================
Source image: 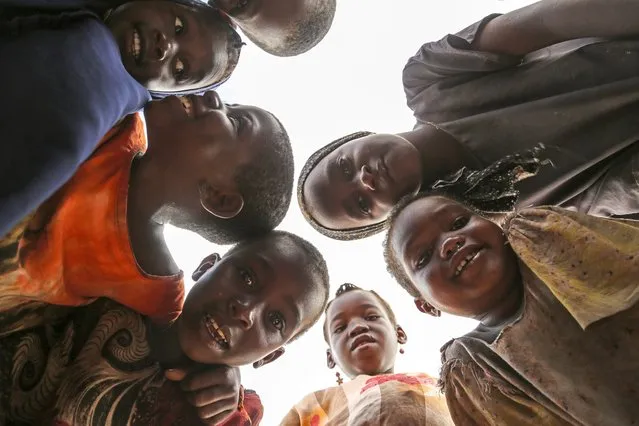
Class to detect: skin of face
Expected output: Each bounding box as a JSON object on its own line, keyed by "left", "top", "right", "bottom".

{"left": 304, "top": 134, "right": 423, "bottom": 230}
{"left": 214, "top": 0, "right": 315, "bottom": 46}
{"left": 142, "top": 90, "right": 280, "bottom": 219}
{"left": 326, "top": 290, "right": 406, "bottom": 378}
{"left": 106, "top": 1, "right": 231, "bottom": 92}
{"left": 390, "top": 196, "right": 520, "bottom": 319}
{"left": 178, "top": 237, "right": 324, "bottom": 366}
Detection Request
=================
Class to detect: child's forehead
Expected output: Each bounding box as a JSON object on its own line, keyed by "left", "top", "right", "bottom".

{"left": 328, "top": 290, "right": 383, "bottom": 317}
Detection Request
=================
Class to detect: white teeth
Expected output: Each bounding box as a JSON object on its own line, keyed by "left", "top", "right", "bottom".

{"left": 205, "top": 314, "right": 228, "bottom": 347}
{"left": 454, "top": 251, "right": 479, "bottom": 277}
{"left": 178, "top": 96, "right": 193, "bottom": 117}
{"left": 132, "top": 30, "right": 141, "bottom": 60}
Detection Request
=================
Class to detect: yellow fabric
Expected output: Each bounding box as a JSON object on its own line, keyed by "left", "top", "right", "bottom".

{"left": 506, "top": 206, "right": 639, "bottom": 329}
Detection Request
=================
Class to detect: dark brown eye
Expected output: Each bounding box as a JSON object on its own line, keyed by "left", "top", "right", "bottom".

{"left": 451, "top": 216, "right": 469, "bottom": 231}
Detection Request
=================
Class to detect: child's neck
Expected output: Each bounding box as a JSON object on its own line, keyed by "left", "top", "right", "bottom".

{"left": 399, "top": 124, "right": 482, "bottom": 186}
{"left": 127, "top": 160, "right": 180, "bottom": 277}
{"left": 476, "top": 276, "right": 524, "bottom": 328}
{"left": 145, "top": 317, "right": 192, "bottom": 369}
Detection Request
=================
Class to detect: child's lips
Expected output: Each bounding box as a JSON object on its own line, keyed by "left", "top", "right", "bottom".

{"left": 129, "top": 26, "right": 144, "bottom": 65}
{"left": 350, "top": 334, "right": 376, "bottom": 351}
{"left": 204, "top": 313, "right": 230, "bottom": 350}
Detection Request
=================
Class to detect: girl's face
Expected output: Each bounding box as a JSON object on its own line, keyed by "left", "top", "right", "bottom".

{"left": 325, "top": 290, "right": 404, "bottom": 378}
{"left": 106, "top": 1, "right": 233, "bottom": 92}
{"left": 303, "top": 134, "right": 422, "bottom": 231}
{"left": 389, "top": 196, "right": 519, "bottom": 319}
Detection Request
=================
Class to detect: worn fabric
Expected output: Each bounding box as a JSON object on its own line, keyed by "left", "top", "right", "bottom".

{"left": 403, "top": 15, "right": 639, "bottom": 218}
{"left": 440, "top": 207, "right": 639, "bottom": 426}
{"left": 0, "top": 298, "right": 263, "bottom": 426}
{"left": 0, "top": 114, "right": 185, "bottom": 325}
{"left": 280, "top": 372, "right": 453, "bottom": 426}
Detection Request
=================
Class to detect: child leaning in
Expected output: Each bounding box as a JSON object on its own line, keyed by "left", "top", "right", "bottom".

{"left": 0, "top": 231, "right": 330, "bottom": 425}
{"left": 383, "top": 151, "right": 639, "bottom": 425}
{"left": 280, "top": 282, "right": 453, "bottom": 426}
{"left": 0, "top": 0, "right": 243, "bottom": 236}
{"left": 0, "top": 89, "right": 294, "bottom": 326}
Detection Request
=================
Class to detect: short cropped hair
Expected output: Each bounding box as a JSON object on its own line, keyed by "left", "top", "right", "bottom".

{"left": 245, "top": 0, "right": 336, "bottom": 57}
{"left": 227, "top": 231, "right": 330, "bottom": 342}
{"left": 194, "top": 114, "right": 294, "bottom": 245}
{"left": 322, "top": 283, "right": 397, "bottom": 343}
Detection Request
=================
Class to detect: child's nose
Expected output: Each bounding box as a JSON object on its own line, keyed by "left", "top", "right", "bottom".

{"left": 202, "top": 90, "right": 223, "bottom": 110}
{"left": 348, "top": 322, "right": 369, "bottom": 337}
{"left": 359, "top": 165, "right": 376, "bottom": 191}
{"left": 229, "top": 299, "right": 255, "bottom": 330}
{"left": 153, "top": 30, "right": 172, "bottom": 61}
{"left": 441, "top": 237, "right": 464, "bottom": 260}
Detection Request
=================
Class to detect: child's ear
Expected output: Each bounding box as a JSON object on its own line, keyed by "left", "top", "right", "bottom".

{"left": 414, "top": 298, "right": 441, "bottom": 317}
{"left": 326, "top": 349, "right": 336, "bottom": 369}
{"left": 396, "top": 325, "right": 408, "bottom": 344}
{"left": 198, "top": 181, "right": 244, "bottom": 219}
{"left": 253, "top": 348, "right": 285, "bottom": 369}
{"left": 191, "top": 253, "right": 221, "bottom": 281}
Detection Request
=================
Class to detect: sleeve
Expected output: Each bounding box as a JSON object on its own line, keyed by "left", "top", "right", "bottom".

{"left": 402, "top": 14, "right": 521, "bottom": 120}
{"left": 217, "top": 388, "right": 264, "bottom": 426}
{"left": 0, "top": 14, "right": 150, "bottom": 237}
{"left": 506, "top": 206, "right": 639, "bottom": 329}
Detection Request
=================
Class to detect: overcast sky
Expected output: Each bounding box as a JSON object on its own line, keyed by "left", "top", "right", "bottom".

{"left": 165, "top": 0, "right": 535, "bottom": 424}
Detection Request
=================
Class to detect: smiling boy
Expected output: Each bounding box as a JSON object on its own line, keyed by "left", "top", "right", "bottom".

{"left": 0, "top": 231, "right": 330, "bottom": 425}
{"left": 0, "top": 90, "right": 294, "bottom": 325}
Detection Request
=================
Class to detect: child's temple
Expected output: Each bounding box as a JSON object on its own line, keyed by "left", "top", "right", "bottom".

{"left": 1, "top": 0, "right": 639, "bottom": 424}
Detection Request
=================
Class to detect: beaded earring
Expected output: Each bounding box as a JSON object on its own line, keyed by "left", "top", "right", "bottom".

{"left": 335, "top": 372, "right": 344, "bottom": 385}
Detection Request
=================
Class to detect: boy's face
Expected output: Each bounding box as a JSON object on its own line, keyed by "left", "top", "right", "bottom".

{"left": 178, "top": 238, "right": 324, "bottom": 366}
{"left": 326, "top": 290, "right": 401, "bottom": 378}
{"left": 304, "top": 134, "right": 422, "bottom": 230}
{"left": 107, "top": 1, "right": 232, "bottom": 92}
{"left": 389, "top": 196, "right": 519, "bottom": 319}
{"left": 215, "top": 0, "right": 312, "bottom": 37}
{"left": 142, "top": 90, "right": 279, "bottom": 216}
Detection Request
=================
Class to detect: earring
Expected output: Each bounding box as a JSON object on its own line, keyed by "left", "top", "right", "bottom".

{"left": 335, "top": 372, "right": 344, "bottom": 385}
{"left": 399, "top": 347, "right": 405, "bottom": 355}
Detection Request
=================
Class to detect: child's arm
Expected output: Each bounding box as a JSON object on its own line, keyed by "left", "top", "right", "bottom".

{"left": 474, "top": 0, "right": 639, "bottom": 56}
{"left": 506, "top": 206, "right": 639, "bottom": 329}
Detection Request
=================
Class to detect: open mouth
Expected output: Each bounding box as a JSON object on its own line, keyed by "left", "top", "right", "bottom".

{"left": 454, "top": 249, "right": 481, "bottom": 277}
{"left": 130, "top": 28, "right": 142, "bottom": 62}
{"left": 204, "top": 313, "right": 229, "bottom": 349}
{"left": 178, "top": 96, "right": 193, "bottom": 118}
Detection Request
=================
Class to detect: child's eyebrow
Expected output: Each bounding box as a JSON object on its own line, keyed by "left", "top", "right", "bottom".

{"left": 285, "top": 294, "right": 301, "bottom": 328}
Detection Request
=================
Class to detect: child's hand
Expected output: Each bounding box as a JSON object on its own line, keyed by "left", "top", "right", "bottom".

{"left": 165, "top": 364, "right": 242, "bottom": 425}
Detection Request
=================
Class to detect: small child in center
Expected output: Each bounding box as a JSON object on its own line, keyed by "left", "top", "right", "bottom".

{"left": 280, "top": 282, "right": 453, "bottom": 425}
{"left": 383, "top": 151, "right": 639, "bottom": 425}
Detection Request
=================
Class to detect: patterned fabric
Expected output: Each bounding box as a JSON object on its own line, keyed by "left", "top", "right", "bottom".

{"left": 0, "top": 299, "right": 263, "bottom": 426}
{"left": 280, "top": 372, "right": 453, "bottom": 426}
{"left": 440, "top": 207, "right": 639, "bottom": 426}
{"left": 0, "top": 114, "right": 184, "bottom": 325}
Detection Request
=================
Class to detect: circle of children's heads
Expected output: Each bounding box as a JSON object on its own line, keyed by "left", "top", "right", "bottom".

{"left": 323, "top": 283, "right": 407, "bottom": 379}
{"left": 179, "top": 231, "right": 330, "bottom": 369}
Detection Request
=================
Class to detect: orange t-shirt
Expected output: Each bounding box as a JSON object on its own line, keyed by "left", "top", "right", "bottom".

{"left": 1, "top": 113, "right": 184, "bottom": 323}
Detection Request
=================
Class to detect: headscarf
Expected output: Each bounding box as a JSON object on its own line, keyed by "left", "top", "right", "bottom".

{"left": 297, "top": 131, "right": 380, "bottom": 241}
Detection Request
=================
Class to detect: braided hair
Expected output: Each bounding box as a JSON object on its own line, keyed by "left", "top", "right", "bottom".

{"left": 322, "top": 283, "right": 397, "bottom": 343}
{"left": 298, "top": 131, "right": 390, "bottom": 241}
{"left": 383, "top": 147, "right": 549, "bottom": 298}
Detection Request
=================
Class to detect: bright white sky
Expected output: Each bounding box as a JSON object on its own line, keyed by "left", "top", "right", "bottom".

{"left": 165, "top": 0, "right": 535, "bottom": 424}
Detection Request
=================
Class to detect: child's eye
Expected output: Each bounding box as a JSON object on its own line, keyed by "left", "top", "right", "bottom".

{"left": 174, "top": 58, "right": 188, "bottom": 82}
{"left": 175, "top": 16, "right": 185, "bottom": 35}
{"left": 357, "top": 195, "right": 371, "bottom": 215}
{"left": 231, "top": 0, "right": 250, "bottom": 14}
{"left": 416, "top": 249, "right": 432, "bottom": 270}
{"left": 365, "top": 314, "right": 380, "bottom": 321}
{"left": 333, "top": 325, "right": 345, "bottom": 334}
{"left": 338, "top": 158, "right": 352, "bottom": 178}
{"left": 239, "top": 268, "right": 255, "bottom": 288}
{"left": 451, "top": 216, "right": 470, "bottom": 231}
{"left": 269, "top": 312, "right": 284, "bottom": 331}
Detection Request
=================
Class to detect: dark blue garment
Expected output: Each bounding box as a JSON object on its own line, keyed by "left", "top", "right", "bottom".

{"left": 0, "top": 9, "right": 150, "bottom": 236}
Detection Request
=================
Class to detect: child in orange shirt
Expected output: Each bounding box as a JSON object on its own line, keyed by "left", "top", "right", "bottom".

{"left": 0, "top": 90, "right": 294, "bottom": 325}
